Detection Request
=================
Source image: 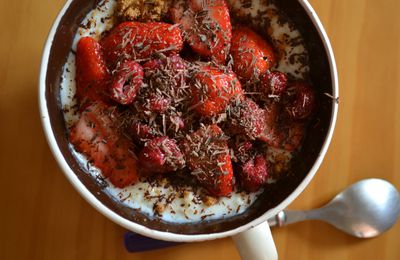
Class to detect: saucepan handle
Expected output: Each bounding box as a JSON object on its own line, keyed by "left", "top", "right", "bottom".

{"left": 232, "top": 221, "right": 278, "bottom": 260}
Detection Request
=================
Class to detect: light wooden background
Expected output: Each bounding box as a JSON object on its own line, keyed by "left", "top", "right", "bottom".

{"left": 0, "top": 0, "right": 399, "bottom": 259}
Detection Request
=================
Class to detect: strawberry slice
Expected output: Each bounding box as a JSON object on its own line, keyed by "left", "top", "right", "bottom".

{"left": 100, "top": 22, "right": 183, "bottom": 67}
{"left": 171, "top": 0, "right": 232, "bottom": 64}
{"left": 191, "top": 66, "right": 243, "bottom": 117}
{"left": 69, "top": 103, "right": 138, "bottom": 188}
{"left": 75, "top": 37, "right": 109, "bottom": 109}
{"left": 230, "top": 27, "right": 276, "bottom": 82}
{"left": 180, "top": 124, "right": 233, "bottom": 196}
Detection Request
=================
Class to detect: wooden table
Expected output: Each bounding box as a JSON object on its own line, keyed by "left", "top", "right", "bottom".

{"left": 1, "top": 0, "right": 399, "bottom": 259}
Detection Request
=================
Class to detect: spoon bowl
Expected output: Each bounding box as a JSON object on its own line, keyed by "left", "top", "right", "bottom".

{"left": 274, "top": 178, "right": 400, "bottom": 238}
{"left": 312, "top": 178, "right": 400, "bottom": 238}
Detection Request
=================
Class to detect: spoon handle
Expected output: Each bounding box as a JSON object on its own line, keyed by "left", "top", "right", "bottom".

{"left": 267, "top": 210, "right": 308, "bottom": 227}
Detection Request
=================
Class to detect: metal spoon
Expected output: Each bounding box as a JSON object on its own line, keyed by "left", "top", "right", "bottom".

{"left": 268, "top": 178, "right": 400, "bottom": 238}
{"left": 125, "top": 178, "right": 400, "bottom": 252}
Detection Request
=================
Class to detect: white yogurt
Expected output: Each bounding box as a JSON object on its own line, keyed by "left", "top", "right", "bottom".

{"left": 61, "top": 0, "right": 308, "bottom": 223}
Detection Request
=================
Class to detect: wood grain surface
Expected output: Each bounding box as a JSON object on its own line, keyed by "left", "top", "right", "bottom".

{"left": 0, "top": 0, "right": 399, "bottom": 259}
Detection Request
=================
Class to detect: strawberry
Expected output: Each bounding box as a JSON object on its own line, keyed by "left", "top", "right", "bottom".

{"left": 284, "top": 82, "right": 316, "bottom": 120}
{"left": 180, "top": 124, "right": 233, "bottom": 196}
{"left": 191, "top": 66, "right": 243, "bottom": 117}
{"left": 139, "top": 137, "right": 185, "bottom": 174}
{"left": 239, "top": 155, "right": 269, "bottom": 192}
{"left": 230, "top": 27, "right": 276, "bottom": 81}
{"left": 100, "top": 22, "right": 183, "bottom": 67}
{"left": 110, "top": 61, "right": 144, "bottom": 105}
{"left": 69, "top": 103, "right": 139, "bottom": 188}
{"left": 260, "top": 71, "right": 287, "bottom": 96}
{"left": 75, "top": 37, "right": 109, "bottom": 108}
{"left": 228, "top": 97, "right": 266, "bottom": 139}
{"left": 171, "top": 0, "right": 232, "bottom": 64}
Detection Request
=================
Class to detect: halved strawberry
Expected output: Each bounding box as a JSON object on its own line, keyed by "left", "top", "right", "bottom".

{"left": 100, "top": 22, "right": 183, "bottom": 67}
{"left": 191, "top": 66, "right": 243, "bottom": 117}
{"left": 230, "top": 27, "right": 276, "bottom": 82}
{"left": 75, "top": 37, "right": 109, "bottom": 109}
{"left": 171, "top": 0, "right": 232, "bottom": 64}
{"left": 180, "top": 124, "right": 233, "bottom": 196}
{"left": 69, "top": 103, "right": 139, "bottom": 187}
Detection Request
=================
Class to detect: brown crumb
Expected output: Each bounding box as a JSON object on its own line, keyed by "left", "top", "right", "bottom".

{"left": 116, "top": 0, "right": 173, "bottom": 22}
{"left": 183, "top": 190, "right": 191, "bottom": 198}
{"left": 274, "top": 163, "right": 283, "bottom": 175}
{"left": 202, "top": 195, "right": 218, "bottom": 206}
{"left": 154, "top": 202, "right": 165, "bottom": 215}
